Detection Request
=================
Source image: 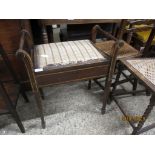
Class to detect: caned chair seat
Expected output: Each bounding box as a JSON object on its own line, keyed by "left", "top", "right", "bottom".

{"left": 34, "top": 40, "right": 106, "bottom": 71}
{"left": 123, "top": 58, "right": 155, "bottom": 92}
{"left": 95, "top": 40, "right": 140, "bottom": 59}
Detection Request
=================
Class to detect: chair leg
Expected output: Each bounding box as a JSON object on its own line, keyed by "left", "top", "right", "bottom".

{"left": 132, "top": 78, "right": 138, "bottom": 96}
{"left": 39, "top": 88, "right": 45, "bottom": 100}
{"left": 0, "top": 82, "right": 25, "bottom": 133}
{"left": 145, "top": 89, "right": 151, "bottom": 96}
{"left": 107, "top": 64, "right": 123, "bottom": 105}
{"left": 102, "top": 80, "right": 111, "bottom": 114}
{"left": 88, "top": 80, "right": 92, "bottom": 90}
{"left": 20, "top": 89, "right": 29, "bottom": 103}
{"left": 112, "top": 63, "right": 123, "bottom": 92}
{"left": 33, "top": 91, "right": 46, "bottom": 129}
{"left": 132, "top": 94, "right": 155, "bottom": 135}
{"left": 10, "top": 108, "right": 25, "bottom": 133}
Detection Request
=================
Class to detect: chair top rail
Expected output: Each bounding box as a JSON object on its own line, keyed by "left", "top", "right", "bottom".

{"left": 127, "top": 19, "right": 155, "bottom": 26}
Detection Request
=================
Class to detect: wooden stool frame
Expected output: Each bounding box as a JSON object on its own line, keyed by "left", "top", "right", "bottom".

{"left": 16, "top": 28, "right": 124, "bottom": 129}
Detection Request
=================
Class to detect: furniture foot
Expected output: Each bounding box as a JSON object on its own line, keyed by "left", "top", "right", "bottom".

{"left": 88, "top": 80, "right": 92, "bottom": 90}
{"left": 21, "top": 90, "right": 29, "bottom": 103}
{"left": 39, "top": 88, "right": 45, "bottom": 100}
{"left": 11, "top": 109, "right": 25, "bottom": 133}
{"left": 101, "top": 106, "right": 106, "bottom": 114}
{"left": 0, "top": 82, "right": 25, "bottom": 133}
{"left": 132, "top": 78, "right": 138, "bottom": 96}
{"left": 146, "top": 89, "right": 151, "bottom": 96}
{"left": 34, "top": 92, "right": 46, "bottom": 129}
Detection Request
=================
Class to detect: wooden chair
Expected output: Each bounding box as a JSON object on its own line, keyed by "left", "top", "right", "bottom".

{"left": 16, "top": 28, "right": 124, "bottom": 129}
{"left": 128, "top": 20, "right": 155, "bottom": 56}
{"left": 0, "top": 44, "right": 28, "bottom": 133}
{"left": 103, "top": 23, "right": 155, "bottom": 134}
{"left": 90, "top": 20, "right": 155, "bottom": 97}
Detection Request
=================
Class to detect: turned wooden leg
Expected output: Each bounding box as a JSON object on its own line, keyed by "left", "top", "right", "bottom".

{"left": 88, "top": 80, "right": 92, "bottom": 90}
{"left": 102, "top": 86, "right": 110, "bottom": 114}
{"left": 132, "top": 94, "right": 155, "bottom": 135}
{"left": 101, "top": 40, "right": 124, "bottom": 115}
{"left": 39, "top": 88, "right": 45, "bottom": 100}
{"left": 41, "top": 25, "right": 48, "bottom": 44}
{"left": 46, "top": 26, "right": 53, "bottom": 42}
{"left": 33, "top": 91, "right": 46, "bottom": 129}
{"left": 102, "top": 77, "right": 112, "bottom": 114}
{"left": 145, "top": 89, "right": 151, "bottom": 96}
{"left": 108, "top": 63, "right": 123, "bottom": 105}
{"left": 132, "top": 78, "right": 138, "bottom": 96}
{"left": 20, "top": 88, "right": 29, "bottom": 103}
{"left": 112, "top": 63, "right": 123, "bottom": 92}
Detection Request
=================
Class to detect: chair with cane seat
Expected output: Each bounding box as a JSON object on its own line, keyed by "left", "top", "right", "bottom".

{"left": 89, "top": 19, "right": 155, "bottom": 97}
{"left": 103, "top": 23, "right": 155, "bottom": 134}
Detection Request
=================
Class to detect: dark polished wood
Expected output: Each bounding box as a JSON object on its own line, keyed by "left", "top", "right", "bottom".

{"left": 16, "top": 24, "right": 123, "bottom": 129}
{"left": 0, "top": 20, "right": 32, "bottom": 76}
{"left": 0, "top": 81, "right": 25, "bottom": 133}
{"left": 111, "top": 22, "right": 155, "bottom": 134}
{"left": 39, "top": 19, "right": 121, "bottom": 43}
{"left": 93, "top": 20, "right": 155, "bottom": 97}
{"left": 0, "top": 44, "right": 29, "bottom": 104}
{"left": 0, "top": 20, "right": 32, "bottom": 94}
{"left": 39, "top": 19, "right": 121, "bottom": 25}
{"left": 0, "top": 45, "right": 28, "bottom": 133}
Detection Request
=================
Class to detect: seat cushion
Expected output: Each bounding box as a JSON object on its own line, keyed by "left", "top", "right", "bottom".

{"left": 127, "top": 58, "right": 155, "bottom": 87}
{"left": 136, "top": 30, "right": 155, "bottom": 45}
{"left": 95, "top": 40, "right": 140, "bottom": 59}
{"left": 34, "top": 40, "right": 106, "bottom": 71}
{"left": 133, "top": 24, "right": 155, "bottom": 45}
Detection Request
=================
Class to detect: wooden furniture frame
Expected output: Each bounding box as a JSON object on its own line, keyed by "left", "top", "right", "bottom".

{"left": 0, "top": 44, "right": 29, "bottom": 102}
{"left": 0, "top": 44, "right": 28, "bottom": 133}
{"left": 103, "top": 23, "right": 155, "bottom": 134}
{"left": 112, "top": 20, "right": 155, "bottom": 94}
{"left": 0, "top": 20, "right": 32, "bottom": 88}
{"left": 90, "top": 20, "right": 155, "bottom": 98}
{"left": 0, "top": 80, "right": 25, "bottom": 133}
{"left": 39, "top": 19, "right": 121, "bottom": 44}
{"left": 16, "top": 28, "right": 124, "bottom": 129}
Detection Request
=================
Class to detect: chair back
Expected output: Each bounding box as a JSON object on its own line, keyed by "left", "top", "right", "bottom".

{"left": 98, "top": 19, "right": 155, "bottom": 57}
{"left": 117, "top": 19, "right": 155, "bottom": 44}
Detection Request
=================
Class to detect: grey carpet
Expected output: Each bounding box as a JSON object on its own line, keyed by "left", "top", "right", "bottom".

{"left": 0, "top": 79, "right": 155, "bottom": 135}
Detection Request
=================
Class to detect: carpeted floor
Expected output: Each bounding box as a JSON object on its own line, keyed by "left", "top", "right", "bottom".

{"left": 0, "top": 79, "right": 155, "bottom": 135}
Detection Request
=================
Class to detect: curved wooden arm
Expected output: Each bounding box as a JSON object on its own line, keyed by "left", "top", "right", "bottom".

{"left": 16, "top": 49, "right": 38, "bottom": 92}
{"left": 19, "top": 29, "right": 33, "bottom": 55}
{"left": 91, "top": 25, "right": 117, "bottom": 43}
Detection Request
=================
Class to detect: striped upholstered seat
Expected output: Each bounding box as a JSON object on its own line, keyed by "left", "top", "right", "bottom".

{"left": 34, "top": 40, "right": 106, "bottom": 71}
